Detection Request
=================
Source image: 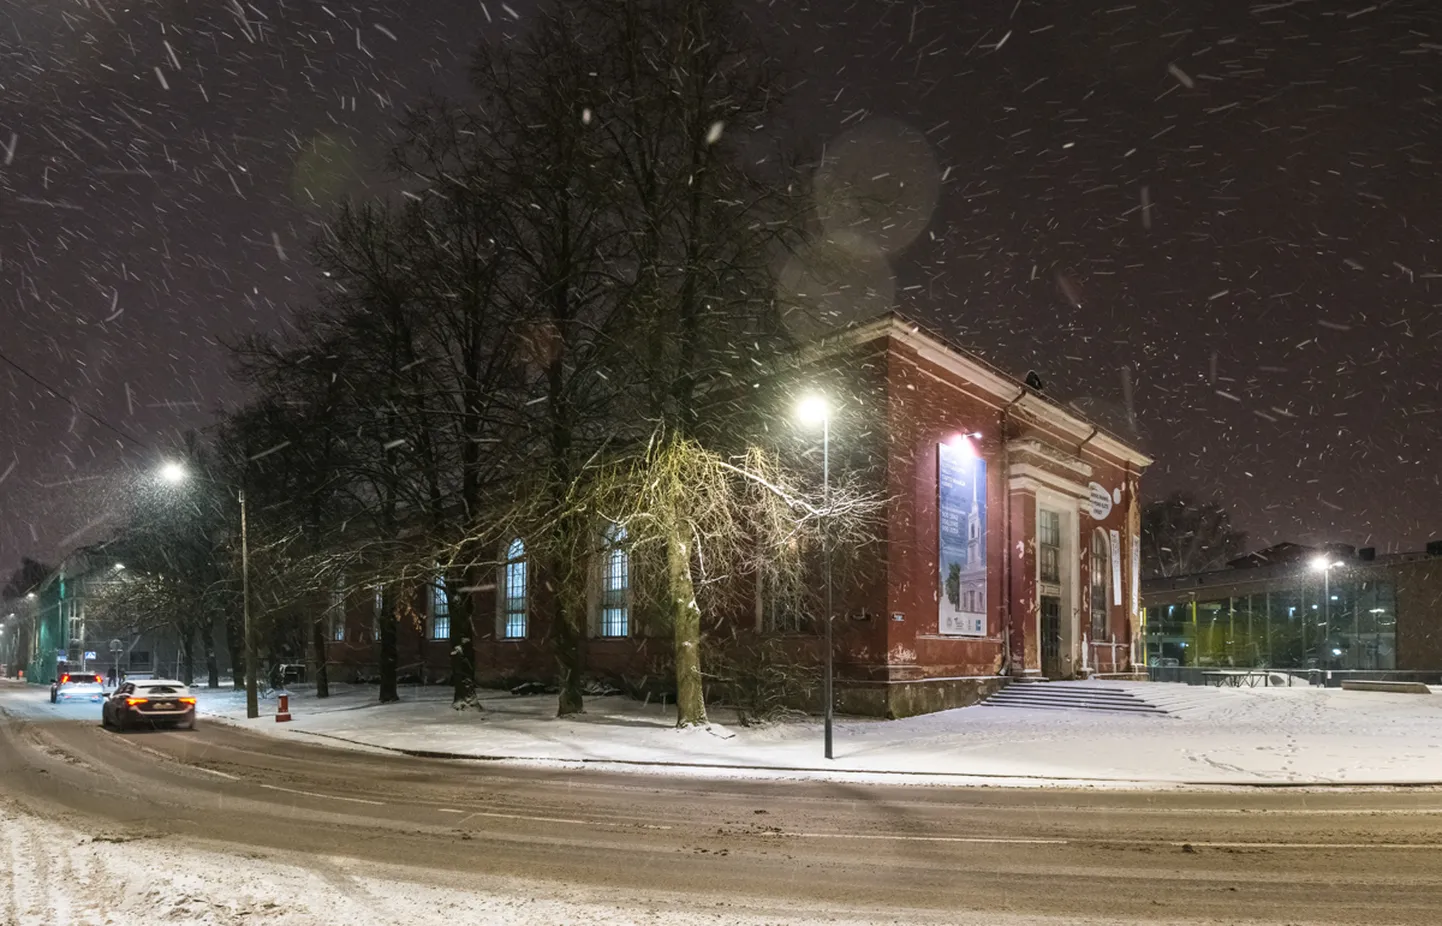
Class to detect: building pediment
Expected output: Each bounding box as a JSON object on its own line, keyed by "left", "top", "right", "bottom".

{"left": 1006, "top": 439, "right": 1093, "bottom": 479}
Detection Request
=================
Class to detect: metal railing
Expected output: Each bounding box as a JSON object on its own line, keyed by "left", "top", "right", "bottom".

{"left": 1147, "top": 665, "right": 1442, "bottom": 688}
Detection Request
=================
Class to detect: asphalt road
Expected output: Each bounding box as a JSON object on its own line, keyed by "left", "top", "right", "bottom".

{"left": 5, "top": 689, "right": 1442, "bottom": 924}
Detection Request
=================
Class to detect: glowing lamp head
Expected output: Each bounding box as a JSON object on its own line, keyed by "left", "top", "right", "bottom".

{"left": 1310, "top": 555, "right": 1332, "bottom": 572}
{"left": 159, "top": 461, "right": 188, "bottom": 484}
{"left": 796, "top": 394, "right": 829, "bottom": 426}
{"left": 949, "top": 431, "right": 982, "bottom": 456}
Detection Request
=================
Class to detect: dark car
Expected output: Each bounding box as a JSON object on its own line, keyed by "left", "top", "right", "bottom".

{"left": 50, "top": 671, "right": 105, "bottom": 703}
{"left": 101, "top": 679, "right": 197, "bottom": 731}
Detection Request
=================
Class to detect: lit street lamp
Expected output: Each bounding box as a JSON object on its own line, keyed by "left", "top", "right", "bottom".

{"left": 161, "top": 462, "right": 258, "bottom": 720}
{"left": 796, "top": 394, "right": 834, "bottom": 760}
{"left": 1311, "top": 555, "right": 1344, "bottom": 668}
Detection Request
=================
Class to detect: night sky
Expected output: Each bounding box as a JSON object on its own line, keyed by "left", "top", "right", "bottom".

{"left": 3, "top": 0, "right": 1440, "bottom": 578}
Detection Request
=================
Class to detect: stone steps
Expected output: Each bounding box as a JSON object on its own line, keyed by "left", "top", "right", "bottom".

{"left": 983, "top": 682, "right": 1169, "bottom": 715}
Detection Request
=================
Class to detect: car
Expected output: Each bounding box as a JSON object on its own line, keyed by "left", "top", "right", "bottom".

{"left": 50, "top": 671, "right": 106, "bottom": 704}
{"left": 101, "top": 679, "right": 197, "bottom": 731}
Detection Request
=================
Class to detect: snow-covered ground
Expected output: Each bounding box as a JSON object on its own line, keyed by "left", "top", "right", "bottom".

{"left": 4, "top": 803, "right": 1059, "bottom": 926}
{"left": 182, "top": 679, "right": 1442, "bottom": 788}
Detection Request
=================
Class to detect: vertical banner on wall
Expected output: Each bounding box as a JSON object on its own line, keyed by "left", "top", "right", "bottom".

{"left": 938, "top": 441, "right": 988, "bottom": 636}
{"left": 1130, "top": 533, "right": 1141, "bottom": 618}
{"left": 1110, "top": 529, "right": 1123, "bottom": 606}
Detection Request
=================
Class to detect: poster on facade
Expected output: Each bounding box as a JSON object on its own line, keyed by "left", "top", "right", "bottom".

{"left": 1130, "top": 533, "right": 1141, "bottom": 618}
{"left": 1088, "top": 482, "right": 1113, "bottom": 520}
{"left": 938, "top": 441, "right": 988, "bottom": 636}
{"left": 1110, "top": 529, "right": 1123, "bottom": 606}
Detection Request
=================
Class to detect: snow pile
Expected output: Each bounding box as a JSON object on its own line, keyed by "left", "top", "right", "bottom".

{"left": 193, "top": 680, "right": 1442, "bottom": 786}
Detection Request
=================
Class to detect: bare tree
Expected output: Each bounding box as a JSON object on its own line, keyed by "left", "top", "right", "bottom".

{"left": 1142, "top": 490, "right": 1248, "bottom": 578}
{"left": 212, "top": 0, "right": 854, "bottom": 725}
{"left": 576, "top": 0, "right": 805, "bottom": 723}
{"left": 446, "top": 10, "right": 642, "bottom": 716}
{"left": 2, "top": 558, "right": 54, "bottom": 602}
{"left": 103, "top": 434, "right": 232, "bottom": 687}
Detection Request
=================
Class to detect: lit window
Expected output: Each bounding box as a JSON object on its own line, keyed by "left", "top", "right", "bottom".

{"left": 599, "top": 523, "right": 629, "bottom": 638}
{"left": 758, "top": 570, "right": 809, "bottom": 634}
{"left": 1038, "top": 510, "right": 1061, "bottom": 584}
{"left": 1090, "top": 530, "right": 1109, "bottom": 641}
{"left": 330, "top": 578, "right": 346, "bottom": 642}
{"left": 431, "top": 576, "right": 450, "bottom": 640}
{"left": 501, "top": 539, "right": 528, "bottom": 639}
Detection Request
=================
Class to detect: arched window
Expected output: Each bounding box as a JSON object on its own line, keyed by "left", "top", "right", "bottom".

{"left": 1090, "top": 529, "right": 1109, "bottom": 641}
{"left": 598, "top": 523, "right": 630, "bottom": 638}
{"left": 329, "top": 576, "right": 346, "bottom": 641}
{"left": 501, "top": 539, "right": 528, "bottom": 639}
{"left": 430, "top": 573, "right": 451, "bottom": 640}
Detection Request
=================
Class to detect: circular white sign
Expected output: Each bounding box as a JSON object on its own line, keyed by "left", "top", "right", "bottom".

{"left": 1088, "top": 482, "right": 1113, "bottom": 521}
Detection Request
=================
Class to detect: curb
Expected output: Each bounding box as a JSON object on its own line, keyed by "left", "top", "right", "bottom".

{"left": 280, "top": 727, "right": 1442, "bottom": 791}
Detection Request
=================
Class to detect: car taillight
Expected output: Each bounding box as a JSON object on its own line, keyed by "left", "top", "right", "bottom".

{"left": 95, "top": 675, "right": 103, "bottom": 683}
{"left": 125, "top": 698, "right": 149, "bottom": 706}
{"left": 179, "top": 697, "right": 196, "bottom": 705}
{"left": 60, "top": 675, "right": 70, "bottom": 683}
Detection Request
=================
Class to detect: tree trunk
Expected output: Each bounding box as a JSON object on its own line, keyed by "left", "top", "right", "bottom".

{"left": 223, "top": 610, "right": 244, "bottom": 690}
{"left": 543, "top": 355, "right": 584, "bottom": 716}
{"left": 201, "top": 619, "right": 220, "bottom": 689}
{"left": 378, "top": 587, "right": 399, "bottom": 703}
{"left": 179, "top": 624, "right": 195, "bottom": 687}
{"left": 311, "top": 613, "right": 330, "bottom": 699}
{"left": 551, "top": 527, "right": 585, "bottom": 715}
{"left": 448, "top": 572, "right": 478, "bottom": 707}
{"left": 669, "top": 529, "right": 706, "bottom": 727}
{"left": 554, "top": 614, "right": 584, "bottom": 714}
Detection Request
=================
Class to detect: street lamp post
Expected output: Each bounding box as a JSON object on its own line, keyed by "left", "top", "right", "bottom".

{"left": 239, "top": 486, "right": 257, "bottom": 719}
{"left": 1311, "top": 555, "right": 1343, "bottom": 670}
{"left": 162, "top": 463, "right": 258, "bottom": 719}
{"left": 797, "top": 395, "right": 834, "bottom": 760}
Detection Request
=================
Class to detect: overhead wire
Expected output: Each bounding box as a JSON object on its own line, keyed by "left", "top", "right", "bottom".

{"left": 0, "top": 347, "right": 148, "bottom": 450}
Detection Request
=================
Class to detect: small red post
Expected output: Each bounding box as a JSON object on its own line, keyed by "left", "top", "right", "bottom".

{"left": 275, "top": 692, "right": 292, "bottom": 723}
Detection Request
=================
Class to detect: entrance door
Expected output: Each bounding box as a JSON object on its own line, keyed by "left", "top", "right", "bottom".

{"left": 1041, "top": 595, "right": 1063, "bottom": 678}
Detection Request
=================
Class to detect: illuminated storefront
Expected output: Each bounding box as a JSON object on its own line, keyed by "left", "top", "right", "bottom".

{"left": 1140, "top": 543, "right": 1442, "bottom": 672}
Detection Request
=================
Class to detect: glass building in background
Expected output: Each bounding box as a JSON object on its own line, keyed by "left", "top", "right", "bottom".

{"left": 1141, "top": 542, "right": 1442, "bottom": 673}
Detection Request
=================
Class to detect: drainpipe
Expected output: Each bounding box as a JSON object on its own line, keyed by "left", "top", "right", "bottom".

{"left": 1000, "top": 386, "right": 1027, "bottom": 676}
{"left": 1078, "top": 425, "right": 1101, "bottom": 670}
{"left": 1123, "top": 459, "right": 1135, "bottom": 667}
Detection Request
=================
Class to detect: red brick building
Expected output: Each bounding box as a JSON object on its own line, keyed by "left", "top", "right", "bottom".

{"left": 319, "top": 315, "right": 1151, "bottom": 717}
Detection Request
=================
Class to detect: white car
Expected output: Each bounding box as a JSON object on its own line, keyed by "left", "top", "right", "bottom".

{"left": 102, "top": 679, "right": 197, "bottom": 731}
{"left": 52, "top": 672, "right": 107, "bottom": 704}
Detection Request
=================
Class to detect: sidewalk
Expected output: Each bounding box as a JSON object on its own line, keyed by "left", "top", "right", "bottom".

{"left": 194, "top": 681, "right": 1442, "bottom": 788}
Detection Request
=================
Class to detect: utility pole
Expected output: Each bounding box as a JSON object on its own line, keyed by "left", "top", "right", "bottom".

{"left": 160, "top": 461, "right": 261, "bottom": 717}
{"left": 240, "top": 487, "right": 258, "bottom": 719}
{"left": 796, "top": 394, "right": 835, "bottom": 760}
{"left": 822, "top": 411, "right": 833, "bottom": 761}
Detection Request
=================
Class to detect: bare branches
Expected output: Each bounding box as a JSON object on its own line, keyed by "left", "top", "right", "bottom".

{"left": 87, "top": 0, "right": 877, "bottom": 716}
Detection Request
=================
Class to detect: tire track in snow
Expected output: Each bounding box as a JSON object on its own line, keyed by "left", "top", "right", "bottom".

{"left": 4, "top": 808, "right": 48, "bottom": 924}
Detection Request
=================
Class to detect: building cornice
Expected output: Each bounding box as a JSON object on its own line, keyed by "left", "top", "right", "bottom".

{"left": 1013, "top": 394, "right": 1152, "bottom": 469}
{"left": 1008, "top": 464, "right": 1090, "bottom": 499}
{"left": 1006, "top": 439, "right": 1093, "bottom": 478}
{"left": 802, "top": 314, "right": 1152, "bottom": 469}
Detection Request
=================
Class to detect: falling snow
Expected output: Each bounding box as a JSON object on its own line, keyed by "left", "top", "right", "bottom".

{"left": 1, "top": 0, "right": 1440, "bottom": 575}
